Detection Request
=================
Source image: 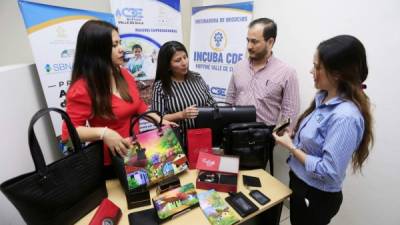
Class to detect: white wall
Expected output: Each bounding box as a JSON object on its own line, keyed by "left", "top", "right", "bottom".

{"left": 254, "top": 0, "right": 400, "bottom": 225}
{"left": 199, "top": 0, "right": 400, "bottom": 224}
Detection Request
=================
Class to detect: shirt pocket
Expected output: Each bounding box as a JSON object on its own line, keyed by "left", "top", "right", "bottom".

{"left": 301, "top": 126, "right": 326, "bottom": 157}
{"left": 255, "top": 80, "right": 282, "bottom": 101}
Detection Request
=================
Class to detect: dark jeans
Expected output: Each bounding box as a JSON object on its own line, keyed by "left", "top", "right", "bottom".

{"left": 289, "top": 171, "right": 343, "bottom": 225}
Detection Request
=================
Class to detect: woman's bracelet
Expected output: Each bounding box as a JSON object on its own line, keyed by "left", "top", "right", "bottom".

{"left": 100, "top": 127, "right": 108, "bottom": 140}
{"left": 288, "top": 145, "right": 297, "bottom": 153}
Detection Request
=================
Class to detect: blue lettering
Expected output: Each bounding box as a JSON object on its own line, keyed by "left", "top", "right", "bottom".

{"left": 193, "top": 52, "right": 223, "bottom": 63}
{"left": 226, "top": 53, "right": 243, "bottom": 64}
{"left": 53, "top": 63, "right": 72, "bottom": 72}
{"left": 210, "top": 87, "right": 226, "bottom": 97}
{"left": 116, "top": 8, "right": 143, "bottom": 18}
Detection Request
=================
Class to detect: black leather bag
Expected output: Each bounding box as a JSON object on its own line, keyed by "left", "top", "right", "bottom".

{"left": 0, "top": 108, "right": 107, "bottom": 225}
{"left": 195, "top": 102, "right": 256, "bottom": 147}
{"left": 222, "top": 122, "right": 275, "bottom": 173}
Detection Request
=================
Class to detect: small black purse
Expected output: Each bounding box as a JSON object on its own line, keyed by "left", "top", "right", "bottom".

{"left": 222, "top": 122, "right": 275, "bottom": 173}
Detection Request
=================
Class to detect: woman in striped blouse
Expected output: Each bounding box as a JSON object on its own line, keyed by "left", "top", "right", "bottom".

{"left": 273, "top": 35, "right": 373, "bottom": 225}
{"left": 151, "top": 41, "right": 215, "bottom": 148}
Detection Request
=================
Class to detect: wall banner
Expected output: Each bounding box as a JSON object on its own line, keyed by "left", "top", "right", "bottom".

{"left": 110, "top": 0, "right": 183, "bottom": 104}
{"left": 189, "top": 2, "right": 253, "bottom": 101}
{"left": 18, "top": 0, "right": 115, "bottom": 137}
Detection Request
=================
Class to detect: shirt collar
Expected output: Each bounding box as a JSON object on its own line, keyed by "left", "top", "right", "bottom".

{"left": 249, "top": 52, "right": 274, "bottom": 71}
{"left": 315, "top": 91, "right": 345, "bottom": 108}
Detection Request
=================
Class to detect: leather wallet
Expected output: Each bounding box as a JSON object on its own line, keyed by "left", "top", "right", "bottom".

{"left": 88, "top": 198, "right": 122, "bottom": 225}
{"left": 128, "top": 208, "right": 158, "bottom": 225}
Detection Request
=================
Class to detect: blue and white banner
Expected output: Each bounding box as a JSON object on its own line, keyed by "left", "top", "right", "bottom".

{"left": 189, "top": 2, "right": 253, "bottom": 101}
{"left": 110, "top": 0, "right": 182, "bottom": 82}
{"left": 18, "top": 0, "right": 115, "bottom": 136}
{"left": 110, "top": 0, "right": 182, "bottom": 132}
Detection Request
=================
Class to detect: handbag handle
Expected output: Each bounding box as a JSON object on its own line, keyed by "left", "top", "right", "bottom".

{"left": 28, "top": 108, "right": 83, "bottom": 177}
{"left": 212, "top": 102, "right": 232, "bottom": 119}
{"left": 212, "top": 101, "right": 232, "bottom": 107}
{"left": 129, "top": 110, "right": 163, "bottom": 137}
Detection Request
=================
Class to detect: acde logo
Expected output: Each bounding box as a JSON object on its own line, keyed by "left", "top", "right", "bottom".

{"left": 115, "top": 8, "right": 143, "bottom": 19}
{"left": 210, "top": 86, "right": 226, "bottom": 97}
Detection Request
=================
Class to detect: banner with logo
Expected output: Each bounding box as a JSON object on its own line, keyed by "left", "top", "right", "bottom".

{"left": 189, "top": 2, "right": 253, "bottom": 101}
{"left": 110, "top": 0, "right": 182, "bottom": 104}
{"left": 18, "top": 0, "right": 115, "bottom": 137}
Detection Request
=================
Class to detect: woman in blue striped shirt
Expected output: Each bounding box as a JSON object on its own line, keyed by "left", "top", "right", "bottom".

{"left": 273, "top": 35, "right": 373, "bottom": 225}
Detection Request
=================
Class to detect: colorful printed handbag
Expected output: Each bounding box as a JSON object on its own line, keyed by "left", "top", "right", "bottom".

{"left": 115, "top": 111, "right": 188, "bottom": 191}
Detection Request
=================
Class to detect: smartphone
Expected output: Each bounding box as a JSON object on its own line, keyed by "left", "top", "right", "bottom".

{"left": 273, "top": 118, "right": 290, "bottom": 133}
{"left": 249, "top": 190, "right": 270, "bottom": 205}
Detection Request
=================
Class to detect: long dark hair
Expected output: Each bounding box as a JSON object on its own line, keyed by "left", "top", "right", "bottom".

{"left": 71, "top": 20, "right": 132, "bottom": 119}
{"left": 295, "top": 35, "right": 373, "bottom": 172}
{"left": 154, "top": 41, "right": 191, "bottom": 95}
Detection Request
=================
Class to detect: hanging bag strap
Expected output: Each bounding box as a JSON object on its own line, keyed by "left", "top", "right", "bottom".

{"left": 28, "top": 107, "right": 83, "bottom": 178}
{"left": 129, "top": 110, "right": 163, "bottom": 138}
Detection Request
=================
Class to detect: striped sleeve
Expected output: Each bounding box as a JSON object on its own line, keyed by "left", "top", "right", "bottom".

{"left": 305, "top": 116, "right": 364, "bottom": 182}
{"left": 151, "top": 81, "right": 166, "bottom": 115}
{"left": 225, "top": 74, "right": 236, "bottom": 105}
{"left": 281, "top": 68, "right": 300, "bottom": 130}
{"left": 197, "top": 76, "right": 216, "bottom": 106}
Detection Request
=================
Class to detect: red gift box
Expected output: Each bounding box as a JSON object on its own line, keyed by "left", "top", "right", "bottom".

{"left": 89, "top": 198, "right": 122, "bottom": 225}
{"left": 187, "top": 128, "right": 212, "bottom": 169}
{"left": 196, "top": 152, "right": 239, "bottom": 193}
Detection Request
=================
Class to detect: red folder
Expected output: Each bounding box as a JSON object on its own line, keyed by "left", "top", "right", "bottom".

{"left": 187, "top": 128, "right": 212, "bottom": 169}
{"left": 89, "top": 198, "right": 122, "bottom": 225}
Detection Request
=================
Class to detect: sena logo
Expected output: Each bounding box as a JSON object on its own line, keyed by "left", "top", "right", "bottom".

{"left": 210, "top": 86, "right": 226, "bottom": 97}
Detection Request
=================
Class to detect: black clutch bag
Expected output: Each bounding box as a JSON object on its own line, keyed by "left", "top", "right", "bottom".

{"left": 195, "top": 102, "right": 256, "bottom": 147}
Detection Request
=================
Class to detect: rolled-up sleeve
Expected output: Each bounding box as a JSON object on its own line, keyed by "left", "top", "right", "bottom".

{"left": 281, "top": 68, "right": 300, "bottom": 130}
{"left": 304, "top": 116, "right": 364, "bottom": 183}
{"left": 225, "top": 75, "right": 236, "bottom": 105}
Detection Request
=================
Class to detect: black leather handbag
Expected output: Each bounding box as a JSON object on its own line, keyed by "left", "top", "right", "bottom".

{"left": 222, "top": 122, "right": 275, "bottom": 174}
{"left": 195, "top": 102, "right": 256, "bottom": 147}
{"left": 0, "top": 108, "right": 107, "bottom": 225}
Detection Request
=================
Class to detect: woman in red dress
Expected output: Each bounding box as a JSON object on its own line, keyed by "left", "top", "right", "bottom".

{"left": 62, "top": 20, "right": 173, "bottom": 177}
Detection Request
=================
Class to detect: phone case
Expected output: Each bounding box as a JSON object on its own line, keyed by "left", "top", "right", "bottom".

{"left": 88, "top": 198, "right": 122, "bottom": 225}
{"left": 249, "top": 190, "right": 270, "bottom": 205}
{"left": 225, "top": 192, "right": 258, "bottom": 218}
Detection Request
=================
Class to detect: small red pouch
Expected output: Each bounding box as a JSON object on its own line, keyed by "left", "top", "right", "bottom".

{"left": 88, "top": 198, "right": 122, "bottom": 225}
{"left": 187, "top": 128, "right": 212, "bottom": 169}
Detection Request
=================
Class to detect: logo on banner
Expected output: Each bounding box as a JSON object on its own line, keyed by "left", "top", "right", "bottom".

{"left": 60, "top": 49, "right": 74, "bottom": 58}
{"left": 56, "top": 26, "right": 68, "bottom": 39}
{"left": 210, "top": 86, "right": 226, "bottom": 97}
{"left": 210, "top": 29, "right": 227, "bottom": 52}
{"left": 44, "top": 63, "right": 72, "bottom": 74}
{"left": 115, "top": 7, "right": 144, "bottom": 25}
